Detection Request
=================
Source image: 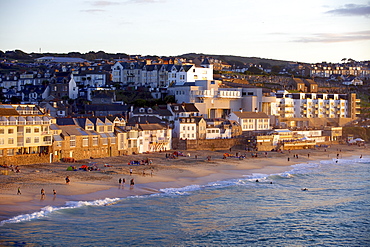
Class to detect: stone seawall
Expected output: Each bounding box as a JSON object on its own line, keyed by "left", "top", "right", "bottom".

{"left": 0, "top": 153, "right": 50, "bottom": 166}
{"left": 173, "top": 138, "right": 245, "bottom": 151}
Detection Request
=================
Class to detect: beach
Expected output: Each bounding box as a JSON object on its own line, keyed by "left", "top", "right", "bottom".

{"left": 0, "top": 144, "right": 368, "bottom": 222}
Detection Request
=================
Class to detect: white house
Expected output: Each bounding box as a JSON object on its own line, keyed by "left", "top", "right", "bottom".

{"left": 228, "top": 111, "right": 270, "bottom": 132}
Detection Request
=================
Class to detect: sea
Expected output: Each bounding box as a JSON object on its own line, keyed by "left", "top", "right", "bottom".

{"left": 1, "top": 155, "right": 369, "bottom": 246}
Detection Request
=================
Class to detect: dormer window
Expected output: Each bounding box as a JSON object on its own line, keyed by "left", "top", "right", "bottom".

{"left": 139, "top": 108, "right": 145, "bottom": 113}
{"left": 148, "top": 108, "right": 153, "bottom": 113}
{"left": 174, "top": 106, "right": 179, "bottom": 111}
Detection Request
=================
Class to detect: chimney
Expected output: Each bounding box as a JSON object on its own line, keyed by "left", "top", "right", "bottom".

{"left": 239, "top": 108, "right": 243, "bottom": 112}
{"left": 255, "top": 108, "right": 258, "bottom": 113}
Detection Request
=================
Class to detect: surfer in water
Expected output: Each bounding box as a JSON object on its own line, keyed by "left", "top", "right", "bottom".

{"left": 301, "top": 188, "right": 308, "bottom": 191}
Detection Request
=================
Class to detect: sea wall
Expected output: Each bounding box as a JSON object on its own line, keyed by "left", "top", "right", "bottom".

{"left": 173, "top": 138, "right": 244, "bottom": 151}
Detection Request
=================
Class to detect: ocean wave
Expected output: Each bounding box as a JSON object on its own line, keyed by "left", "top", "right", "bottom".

{"left": 159, "top": 184, "right": 202, "bottom": 195}
{"left": 0, "top": 197, "right": 121, "bottom": 226}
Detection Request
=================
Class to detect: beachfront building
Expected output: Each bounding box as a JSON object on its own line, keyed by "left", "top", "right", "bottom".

{"left": 205, "top": 119, "right": 242, "bottom": 139}
{"left": 126, "top": 115, "right": 172, "bottom": 153}
{"left": 228, "top": 111, "right": 271, "bottom": 133}
{"left": 273, "top": 91, "right": 360, "bottom": 127}
{"left": 137, "top": 123, "right": 172, "bottom": 153}
{"left": 55, "top": 117, "right": 118, "bottom": 160}
{"left": 173, "top": 116, "right": 206, "bottom": 140}
{"left": 167, "top": 80, "right": 277, "bottom": 119}
{"left": 114, "top": 125, "right": 140, "bottom": 155}
{"left": 0, "top": 104, "right": 54, "bottom": 165}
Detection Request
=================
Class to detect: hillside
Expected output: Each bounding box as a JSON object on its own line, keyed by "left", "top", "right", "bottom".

{"left": 1, "top": 50, "right": 295, "bottom": 68}
{"left": 180, "top": 53, "right": 295, "bottom": 67}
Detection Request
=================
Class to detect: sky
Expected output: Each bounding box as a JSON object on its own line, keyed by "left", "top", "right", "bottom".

{"left": 0, "top": 0, "right": 369, "bottom": 63}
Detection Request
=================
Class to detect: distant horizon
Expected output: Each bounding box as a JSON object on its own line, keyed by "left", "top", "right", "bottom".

{"left": 2, "top": 49, "right": 369, "bottom": 64}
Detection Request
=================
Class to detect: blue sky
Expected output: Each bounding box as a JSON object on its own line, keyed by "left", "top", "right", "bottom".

{"left": 0, "top": 0, "right": 369, "bottom": 63}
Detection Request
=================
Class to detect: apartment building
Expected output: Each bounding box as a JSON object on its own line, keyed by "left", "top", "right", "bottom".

{"left": 274, "top": 91, "right": 360, "bottom": 119}
{"left": 0, "top": 104, "right": 53, "bottom": 163}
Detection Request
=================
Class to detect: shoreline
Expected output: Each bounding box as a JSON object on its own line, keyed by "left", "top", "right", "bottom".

{"left": 1, "top": 144, "right": 368, "bottom": 223}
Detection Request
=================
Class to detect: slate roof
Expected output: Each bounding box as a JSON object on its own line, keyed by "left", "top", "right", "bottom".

{"left": 127, "top": 116, "right": 163, "bottom": 125}
{"left": 139, "top": 123, "right": 166, "bottom": 130}
{"left": 85, "top": 104, "right": 130, "bottom": 112}
{"left": 0, "top": 105, "right": 19, "bottom": 116}
{"left": 56, "top": 118, "right": 76, "bottom": 125}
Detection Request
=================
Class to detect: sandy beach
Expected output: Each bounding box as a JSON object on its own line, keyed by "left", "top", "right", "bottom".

{"left": 0, "top": 144, "right": 368, "bottom": 222}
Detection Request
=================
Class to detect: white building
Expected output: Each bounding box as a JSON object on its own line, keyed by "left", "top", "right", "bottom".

{"left": 167, "top": 80, "right": 276, "bottom": 119}
{"left": 111, "top": 60, "right": 213, "bottom": 88}
{"left": 273, "top": 91, "right": 359, "bottom": 119}
{"left": 228, "top": 111, "right": 270, "bottom": 132}
{"left": 138, "top": 123, "right": 172, "bottom": 153}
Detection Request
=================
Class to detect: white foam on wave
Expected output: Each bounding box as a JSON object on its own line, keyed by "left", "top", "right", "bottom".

{"left": 0, "top": 197, "right": 121, "bottom": 226}
{"left": 159, "top": 184, "right": 202, "bottom": 195}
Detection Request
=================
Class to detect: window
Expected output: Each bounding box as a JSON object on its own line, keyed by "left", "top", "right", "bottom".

{"left": 0, "top": 128, "right": 4, "bottom": 134}
{"left": 0, "top": 150, "right": 3, "bottom": 157}
{"left": 83, "top": 137, "right": 89, "bottom": 147}
{"left": 34, "top": 127, "right": 40, "bottom": 133}
{"left": 7, "top": 149, "right": 14, "bottom": 156}
{"left": 26, "top": 127, "right": 31, "bottom": 133}
{"left": 107, "top": 126, "right": 113, "bottom": 132}
{"left": 102, "top": 138, "right": 108, "bottom": 145}
{"left": 70, "top": 136, "right": 76, "bottom": 147}
{"left": 0, "top": 138, "right": 3, "bottom": 144}
{"left": 8, "top": 138, "right": 14, "bottom": 144}
{"left": 8, "top": 129, "right": 14, "bottom": 134}
{"left": 26, "top": 137, "right": 31, "bottom": 144}
{"left": 99, "top": 126, "right": 104, "bottom": 132}
{"left": 93, "top": 137, "right": 98, "bottom": 146}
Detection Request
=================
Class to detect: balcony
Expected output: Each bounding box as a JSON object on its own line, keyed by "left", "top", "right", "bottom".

{"left": 217, "top": 90, "right": 241, "bottom": 99}
{"left": 193, "top": 90, "right": 214, "bottom": 98}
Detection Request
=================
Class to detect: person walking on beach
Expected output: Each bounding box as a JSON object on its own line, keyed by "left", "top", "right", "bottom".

{"left": 119, "top": 178, "right": 122, "bottom": 184}
{"left": 41, "top": 188, "right": 45, "bottom": 199}
{"left": 53, "top": 189, "right": 56, "bottom": 196}
{"left": 122, "top": 178, "right": 126, "bottom": 184}
{"left": 65, "top": 176, "right": 70, "bottom": 184}
{"left": 130, "top": 178, "right": 135, "bottom": 186}
{"left": 129, "top": 168, "right": 133, "bottom": 176}
{"left": 17, "top": 187, "right": 21, "bottom": 195}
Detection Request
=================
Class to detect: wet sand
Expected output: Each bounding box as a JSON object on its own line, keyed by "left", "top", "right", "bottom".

{"left": 0, "top": 144, "right": 368, "bottom": 222}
